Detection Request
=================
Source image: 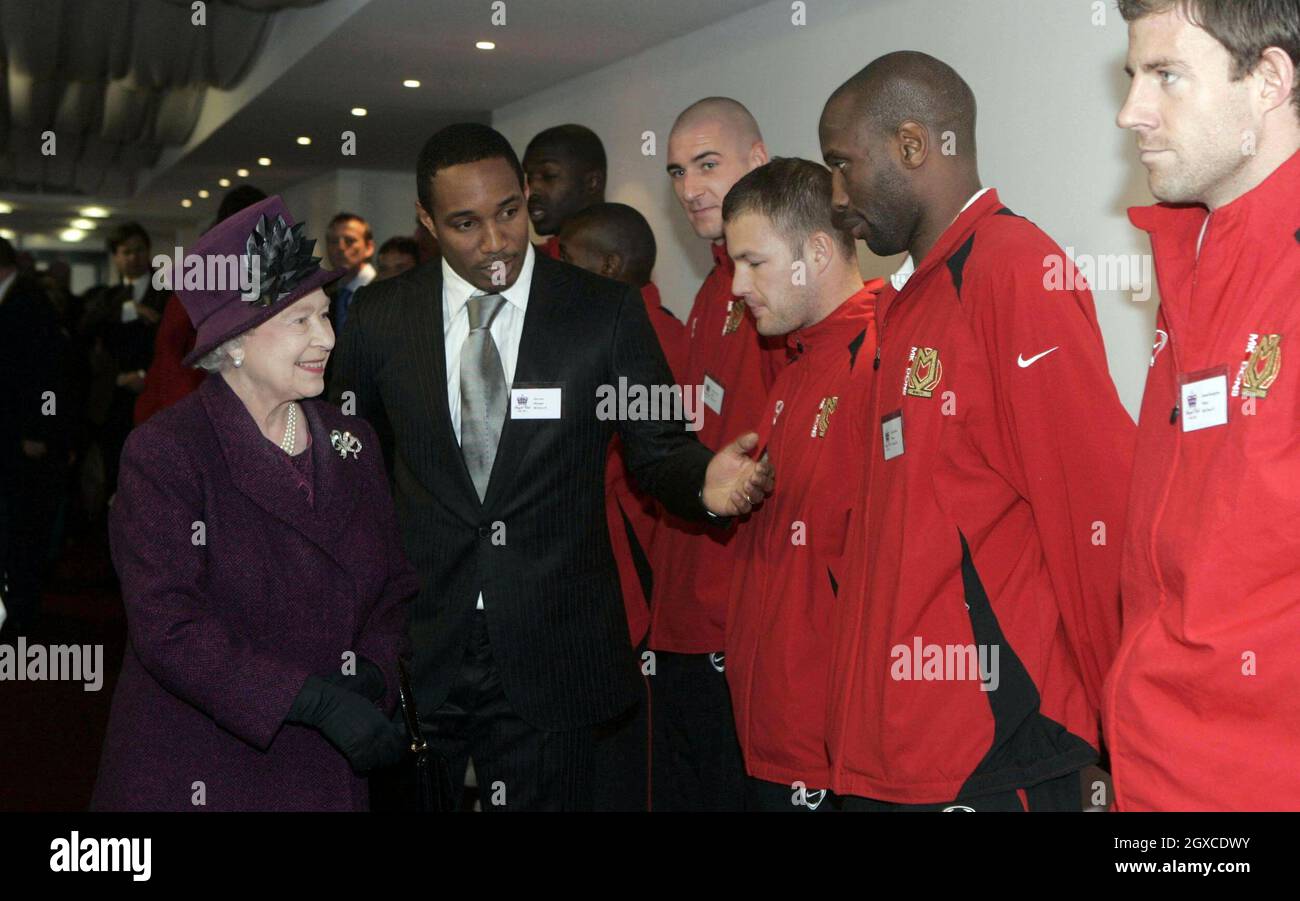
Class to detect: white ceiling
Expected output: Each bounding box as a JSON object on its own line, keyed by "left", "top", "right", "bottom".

{"left": 0, "top": 0, "right": 771, "bottom": 251}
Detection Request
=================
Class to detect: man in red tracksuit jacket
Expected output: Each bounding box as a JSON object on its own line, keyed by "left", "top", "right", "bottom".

{"left": 1105, "top": 0, "right": 1300, "bottom": 811}
{"left": 819, "top": 52, "right": 1135, "bottom": 810}
{"left": 653, "top": 97, "right": 786, "bottom": 810}
{"left": 720, "top": 158, "right": 883, "bottom": 812}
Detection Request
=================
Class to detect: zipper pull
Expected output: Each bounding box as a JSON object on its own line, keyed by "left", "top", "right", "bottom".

{"left": 1170, "top": 404, "right": 1180, "bottom": 425}
{"left": 873, "top": 345, "right": 882, "bottom": 371}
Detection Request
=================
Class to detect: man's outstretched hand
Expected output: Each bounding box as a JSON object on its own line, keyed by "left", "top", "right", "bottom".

{"left": 702, "top": 432, "right": 775, "bottom": 517}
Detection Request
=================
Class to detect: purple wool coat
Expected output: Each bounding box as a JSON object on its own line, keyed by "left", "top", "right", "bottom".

{"left": 90, "top": 373, "right": 416, "bottom": 811}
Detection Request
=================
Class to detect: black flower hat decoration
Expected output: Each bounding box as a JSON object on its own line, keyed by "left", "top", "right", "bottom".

{"left": 240, "top": 213, "right": 324, "bottom": 308}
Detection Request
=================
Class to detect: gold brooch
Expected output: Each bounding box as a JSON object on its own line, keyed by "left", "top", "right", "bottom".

{"left": 329, "top": 429, "right": 362, "bottom": 459}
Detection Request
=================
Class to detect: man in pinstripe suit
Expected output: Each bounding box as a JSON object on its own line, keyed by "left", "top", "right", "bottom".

{"left": 330, "top": 123, "right": 772, "bottom": 811}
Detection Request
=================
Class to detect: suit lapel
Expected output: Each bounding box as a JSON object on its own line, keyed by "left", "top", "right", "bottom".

{"left": 481, "top": 255, "right": 573, "bottom": 510}
{"left": 408, "top": 265, "right": 481, "bottom": 519}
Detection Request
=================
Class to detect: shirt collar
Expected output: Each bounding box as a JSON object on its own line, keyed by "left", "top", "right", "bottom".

{"left": 345, "top": 262, "right": 376, "bottom": 292}
{"left": 443, "top": 243, "right": 535, "bottom": 321}
{"left": 787, "top": 279, "right": 883, "bottom": 355}
{"left": 0, "top": 270, "right": 15, "bottom": 304}
{"left": 889, "top": 187, "right": 993, "bottom": 292}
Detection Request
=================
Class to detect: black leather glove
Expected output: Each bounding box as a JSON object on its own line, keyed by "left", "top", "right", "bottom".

{"left": 286, "top": 676, "right": 408, "bottom": 774}
{"left": 318, "top": 655, "right": 387, "bottom": 704}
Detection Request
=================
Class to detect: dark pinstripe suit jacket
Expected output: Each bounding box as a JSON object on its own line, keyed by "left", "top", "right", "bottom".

{"left": 329, "top": 252, "right": 713, "bottom": 730}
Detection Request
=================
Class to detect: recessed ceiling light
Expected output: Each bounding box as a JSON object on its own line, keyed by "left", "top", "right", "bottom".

{"left": 181, "top": 199, "right": 193, "bottom": 208}
{"left": 476, "top": 41, "right": 495, "bottom": 50}
{"left": 258, "top": 157, "right": 271, "bottom": 166}
{"left": 0, "top": 228, "right": 14, "bottom": 240}
{"left": 351, "top": 107, "right": 367, "bottom": 117}
{"left": 296, "top": 136, "right": 311, "bottom": 146}
{"left": 79, "top": 206, "right": 110, "bottom": 218}
{"left": 198, "top": 189, "right": 210, "bottom": 199}
{"left": 236, "top": 168, "right": 250, "bottom": 177}
{"left": 218, "top": 178, "right": 231, "bottom": 187}
{"left": 71, "top": 218, "right": 95, "bottom": 229}
{"left": 0, "top": 202, "right": 12, "bottom": 214}
{"left": 403, "top": 79, "right": 420, "bottom": 88}
{"left": 59, "top": 228, "right": 85, "bottom": 242}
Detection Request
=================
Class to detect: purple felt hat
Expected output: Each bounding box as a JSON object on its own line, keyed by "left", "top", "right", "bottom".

{"left": 178, "top": 195, "right": 345, "bottom": 367}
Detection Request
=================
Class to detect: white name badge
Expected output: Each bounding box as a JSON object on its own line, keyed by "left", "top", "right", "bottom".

{"left": 881, "top": 411, "right": 905, "bottom": 460}
{"left": 702, "top": 374, "right": 725, "bottom": 416}
{"left": 1179, "top": 368, "right": 1228, "bottom": 433}
{"left": 510, "top": 386, "right": 562, "bottom": 419}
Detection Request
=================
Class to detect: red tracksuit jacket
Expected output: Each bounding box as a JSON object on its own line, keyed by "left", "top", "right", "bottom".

{"left": 727, "top": 282, "right": 880, "bottom": 788}
{"left": 606, "top": 282, "right": 688, "bottom": 644}
{"left": 649, "top": 241, "right": 786, "bottom": 653}
{"left": 1104, "top": 150, "right": 1300, "bottom": 811}
{"left": 825, "top": 190, "right": 1135, "bottom": 803}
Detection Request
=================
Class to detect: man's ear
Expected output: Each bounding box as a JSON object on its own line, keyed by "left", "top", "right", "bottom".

{"left": 602, "top": 252, "right": 624, "bottom": 281}
{"left": 586, "top": 169, "right": 606, "bottom": 199}
{"left": 1256, "top": 46, "right": 1298, "bottom": 119}
{"left": 808, "top": 231, "right": 836, "bottom": 273}
{"left": 750, "top": 140, "right": 771, "bottom": 169}
{"left": 415, "top": 201, "right": 436, "bottom": 238}
{"left": 896, "top": 120, "right": 928, "bottom": 171}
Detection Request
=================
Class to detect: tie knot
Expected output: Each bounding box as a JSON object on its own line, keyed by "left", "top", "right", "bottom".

{"left": 467, "top": 293, "right": 506, "bottom": 331}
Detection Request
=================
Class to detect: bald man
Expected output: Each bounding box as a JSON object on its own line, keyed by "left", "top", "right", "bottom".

{"left": 523, "top": 124, "right": 607, "bottom": 258}
{"left": 651, "top": 98, "right": 786, "bottom": 811}
{"left": 819, "top": 52, "right": 1134, "bottom": 811}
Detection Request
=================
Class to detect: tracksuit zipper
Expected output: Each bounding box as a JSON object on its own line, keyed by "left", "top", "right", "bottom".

{"left": 1105, "top": 213, "right": 1211, "bottom": 807}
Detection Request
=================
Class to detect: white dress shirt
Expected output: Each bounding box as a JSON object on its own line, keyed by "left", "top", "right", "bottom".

{"left": 119, "top": 272, "right": 153, "bottom": 322}
{"left": 890, "top": 187, "right": 993, "bottom": 292}
{"left": 442, "top": 243, "right": 536, "bottom": 608}
{"left": 345, "top": 262, "right": 376, "bottom": 294}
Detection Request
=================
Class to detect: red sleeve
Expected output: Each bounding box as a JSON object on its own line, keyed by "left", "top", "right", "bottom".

{"left": 135, "top": 294, "right": 205, "bottom": 425}
{"left": 968, "top": 239, "right": 1135, "bottom": 712}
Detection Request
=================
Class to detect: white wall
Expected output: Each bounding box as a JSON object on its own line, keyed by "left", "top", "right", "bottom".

{"left": 278, "top": 168, "right": 419, "bottom": 266}
{"left": 493, "top": 0, "right": 1158, "bottom": 418}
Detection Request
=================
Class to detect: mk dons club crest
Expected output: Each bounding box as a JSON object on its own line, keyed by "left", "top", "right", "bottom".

{"left": 811, "top": 396, "right": 839, "bottom": 438}
{"left": 905, "top": 346, "right": 943, "bottom": 398}
{"left": 722, "top": 299, "right": 746, "bottom": 335}
{"left": 1241, "top": 333, "right": 1282, "bottom": 399}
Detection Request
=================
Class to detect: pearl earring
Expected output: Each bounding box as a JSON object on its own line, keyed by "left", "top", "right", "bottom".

{"left": 232, "top": 356, "right": 243, "bottom": 368}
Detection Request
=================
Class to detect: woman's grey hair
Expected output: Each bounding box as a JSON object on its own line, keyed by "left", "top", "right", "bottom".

{"left": 194, "top": 336, "right": 245, "bottom": 373}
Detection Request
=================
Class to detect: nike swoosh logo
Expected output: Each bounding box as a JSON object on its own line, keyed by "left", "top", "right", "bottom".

{"left": 1017, "top": 347, "right": 1059, "bottom": 368}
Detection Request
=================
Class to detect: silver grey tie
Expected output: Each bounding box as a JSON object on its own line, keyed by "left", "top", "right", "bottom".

{"left": 460, "top": 293, "right": 508, "bottom": 501}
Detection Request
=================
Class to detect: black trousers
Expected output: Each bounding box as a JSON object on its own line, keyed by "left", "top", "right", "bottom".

{"left": 378, "top": 611, "right": 596, "bottom": 812}
{"left": 590, "top": 638, "right": 651, "bottom": 811}
{"left": 838, "top": 769, "right": 1084, "bottom": 812}
{"left": 650, "top": 649, "right": 746, "bottom": 811}
{"left": 0, "top": 451, "right": 63, "bottom": 637}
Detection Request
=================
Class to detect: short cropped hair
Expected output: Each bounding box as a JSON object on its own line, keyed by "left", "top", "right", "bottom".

{"left": 378, "top": 236, "right": 420, "bottom": 260}
{"left": 106, "top": 222, "right": 150, "bottom": 254}
{"left": 328, "top": 212, "right": 373, "bottom": 242}
{"left": 416, "top": 122, "right": 526, "bottom": 214}
{"left": 722, "top": 157, "right": 855, "bottom": 259}
{"left": 1118, "top": 0, "right": 1300, "bottom": 115}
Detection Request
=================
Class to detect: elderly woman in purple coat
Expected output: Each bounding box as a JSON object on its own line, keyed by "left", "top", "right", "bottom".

{"left": 90, "top": 196, "right": 417, "bottom": 811}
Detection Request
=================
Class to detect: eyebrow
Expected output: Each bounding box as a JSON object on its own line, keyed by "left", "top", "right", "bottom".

{"left": 1125, "top": 57, "right": 1185, "bottom": 76}
{"left": 666, "top": 149, "right": 721, "bottom": 173}
{"left": 445, "top": 193, "right": 522, "bottom": 219}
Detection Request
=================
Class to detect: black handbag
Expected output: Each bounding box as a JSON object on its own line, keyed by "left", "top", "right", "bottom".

{"left": 391, "top": 659, "right": 458, "bottom": 812}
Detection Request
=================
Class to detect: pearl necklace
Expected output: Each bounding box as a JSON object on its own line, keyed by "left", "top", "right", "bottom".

{"left": 280, "top": 402, "right": 298, "bottom": 455}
